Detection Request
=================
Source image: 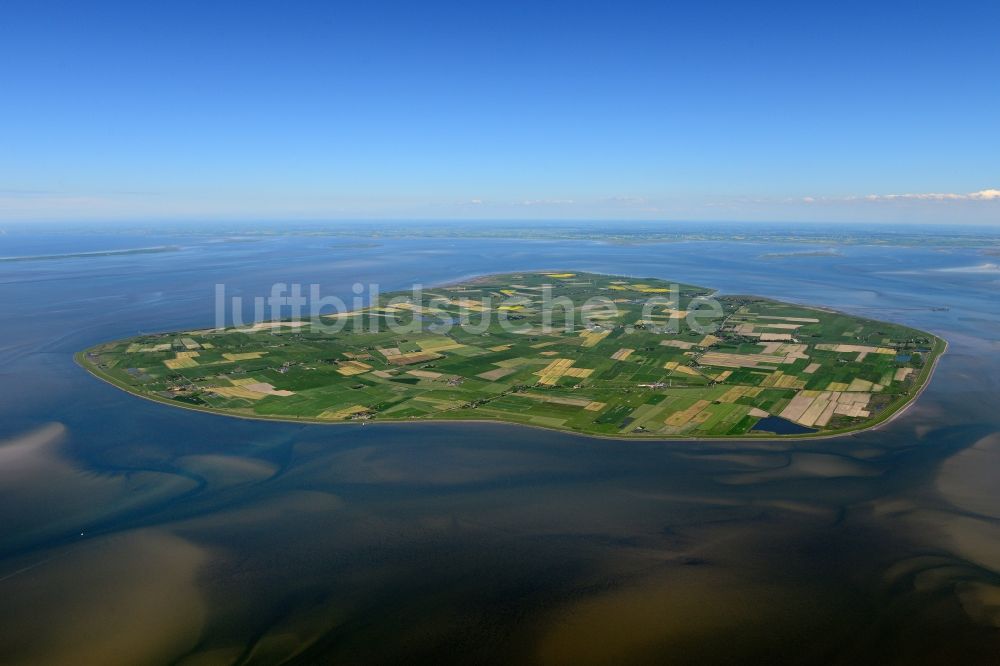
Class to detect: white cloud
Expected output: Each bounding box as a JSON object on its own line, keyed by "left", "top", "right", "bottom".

{"left": 602, "top": 196, "right": 649, "bottom": 205}
{"left": 860, "top": 188, "right": 1000, "bottom": 202}
{"left": 795, "top": 188, "right": 1000, "bottom": 204}
{"left": 519, "top": 199, "right": 575, "bottom": 206}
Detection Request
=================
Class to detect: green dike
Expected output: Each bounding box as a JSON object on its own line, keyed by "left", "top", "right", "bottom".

{"left": 77, "top": 271, "right": 945, "bottom": 439}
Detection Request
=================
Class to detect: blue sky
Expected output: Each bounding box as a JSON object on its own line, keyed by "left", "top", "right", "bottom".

{"left": 1, "top": 1, "right": 998, "bottom": 223}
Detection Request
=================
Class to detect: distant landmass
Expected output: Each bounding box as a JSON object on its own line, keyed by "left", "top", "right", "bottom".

{"left": 0, "top": 245, "right": 180, "bottom": 262}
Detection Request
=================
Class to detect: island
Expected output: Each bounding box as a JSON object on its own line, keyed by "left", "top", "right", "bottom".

{"left": 77, "top": 272, "right": 945, "bottom": 438}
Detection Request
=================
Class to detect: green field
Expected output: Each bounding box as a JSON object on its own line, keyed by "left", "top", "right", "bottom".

{"left": 77, "top": 271, "right": 945, "bottom": 438}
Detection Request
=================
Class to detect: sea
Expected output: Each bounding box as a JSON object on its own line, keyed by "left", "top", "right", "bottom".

{"left": 1, "top": 224, "right": 999, "bottom": 664}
